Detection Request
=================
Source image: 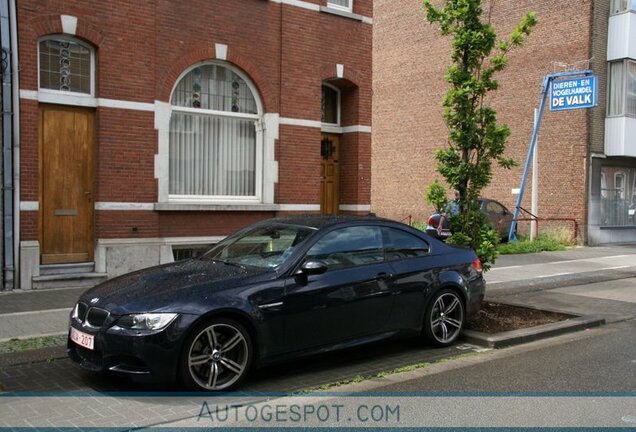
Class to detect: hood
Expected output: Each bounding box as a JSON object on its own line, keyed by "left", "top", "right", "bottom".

{"left": 79, "top": 259, "right": 270, "bottom": 315}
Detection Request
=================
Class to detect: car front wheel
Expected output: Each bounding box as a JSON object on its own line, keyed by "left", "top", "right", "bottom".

{"left": 179, "top": 318, "right": 252, "bottom": 391}
{"left": 423, "top": 289, "right": 465, "bottom": 347}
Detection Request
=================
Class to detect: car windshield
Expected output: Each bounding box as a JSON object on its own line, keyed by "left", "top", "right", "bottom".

{"left": 200, "top": 224, "right": 317, "bottom": 270}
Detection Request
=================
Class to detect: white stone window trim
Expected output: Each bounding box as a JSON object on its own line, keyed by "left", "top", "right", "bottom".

{"left": 168, "top": 61, "right": 264, "bottom": 204}
{"left": 269, "top": 0, "right": 371, "bottom": 24}
{"left": 37, "top": 35, "right": 96, "bottom": 98}
{"left": 156, "top": 60, "right": 277, "bottom": 207}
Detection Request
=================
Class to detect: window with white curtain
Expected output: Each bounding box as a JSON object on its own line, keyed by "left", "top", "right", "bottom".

{"left": 608, "top": 60, "right": 636, "bottom": 117}
{"left": 328, "top": 0, "right": 352, "bottom": 12}
{"left": 169, "top": 64, "right": 261, "bottom": 199}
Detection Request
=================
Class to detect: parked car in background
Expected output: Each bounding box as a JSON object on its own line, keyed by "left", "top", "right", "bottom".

{"left": 426, "top": 198, "right": 515, "bottom": 242}
{"left": 68, "top": 215, "right": 485, "bottom": 391}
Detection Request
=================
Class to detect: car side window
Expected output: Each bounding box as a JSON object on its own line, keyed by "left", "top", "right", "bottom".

{"left": 383, "top": 228, "right": 429, "bottom": 261}
{"left": 487, "top": 201, "right": 505, "bottom": 214}
{"left": 306, "top": 226, "right": 384, "bottom": 270}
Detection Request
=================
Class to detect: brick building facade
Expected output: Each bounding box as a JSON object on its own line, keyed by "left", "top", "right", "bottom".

{"left": 14, "top": 0, "right": 372, "bottom": 290}
{"left": 372, "top": 0, "right": 636, "bottom": 245}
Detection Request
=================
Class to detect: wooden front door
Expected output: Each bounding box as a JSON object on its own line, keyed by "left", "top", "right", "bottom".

{"left": 320, "top": 133, "right": 340, "bottom": 215}
{"left": 40, "top": 105, "right": 94, "bottom": 264}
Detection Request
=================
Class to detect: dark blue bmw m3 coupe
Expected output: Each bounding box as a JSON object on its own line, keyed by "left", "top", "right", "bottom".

{"left": 68, "top": 215, "right": 485, "bottom": 390}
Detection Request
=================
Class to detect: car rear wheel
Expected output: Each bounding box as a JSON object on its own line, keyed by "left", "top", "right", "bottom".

{"left": 423, "top": 289, "right": 465, "bottom": 347}
{"left": 179, "top": 318, "right": 252, "bottom": 391}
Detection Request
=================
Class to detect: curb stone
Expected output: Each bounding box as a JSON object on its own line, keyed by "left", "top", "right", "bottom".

{"left": 461, "top": 315, "right": 606, "bottom": 348}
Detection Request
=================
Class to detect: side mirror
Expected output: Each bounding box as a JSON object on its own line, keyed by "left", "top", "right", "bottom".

{"left": 297, "top": 260, "right": 328, "bottom": 275}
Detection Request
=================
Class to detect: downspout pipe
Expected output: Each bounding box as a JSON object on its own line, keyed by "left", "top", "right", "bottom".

{"left": 0, "top": 0, "right": 15, "bottom": 290}
{"left": 9, "top": 0, "right": 18, "bottom": 291}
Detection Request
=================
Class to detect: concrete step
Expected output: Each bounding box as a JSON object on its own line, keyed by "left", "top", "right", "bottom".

{"left": 32, "top": 272, "right": 107, "bottom": 290}
{"left": 40, "top": 263, "right": 95, "bottom": 276}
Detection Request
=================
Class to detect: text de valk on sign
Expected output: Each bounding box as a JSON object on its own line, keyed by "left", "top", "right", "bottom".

{"left": 551, "top": 78, "right": 595, "bottom": 108}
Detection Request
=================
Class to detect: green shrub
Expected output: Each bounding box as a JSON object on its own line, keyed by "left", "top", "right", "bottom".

{"left": 411, "top": 221, "right": 428, "bottom": 232}
{"left": 498, "top": 232, "right": 568, "bottom": 255}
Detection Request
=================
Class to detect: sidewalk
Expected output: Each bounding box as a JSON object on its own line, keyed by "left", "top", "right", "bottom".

{"left": 1, "top": 245, "right": 636, "bottom": 342}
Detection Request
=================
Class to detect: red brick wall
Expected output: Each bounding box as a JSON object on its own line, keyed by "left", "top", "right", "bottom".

{"left": 277, "top": 126, "right": 322, "bottom": 204}
{"left": 17, "top": 0, "right": 372, "bottom": 242}
{"left": 96, "top": 211, "right": 159, "bottom": 239}
{"left": 159, "top": 212, "right": 276, "bottom": 237}
{"left": 373, "top": 0, "right": 592, "bottom": 236}
{"left": 95, "top": 109, "right": 157, "bottom": 203}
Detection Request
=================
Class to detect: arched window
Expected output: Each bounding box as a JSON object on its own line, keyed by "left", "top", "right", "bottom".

{"left": 169, "top": 63, "right": 262, "bottom": 199}
{"left": 38, "top": 36, "right": 94, "bottom": 95}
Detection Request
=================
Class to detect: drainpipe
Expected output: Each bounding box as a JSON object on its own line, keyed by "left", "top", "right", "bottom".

{"left": 0, "top": 0, "right": 15, "bottom": 290}
{"left": 9, "top": 0, "right": 18, "bottom": 290}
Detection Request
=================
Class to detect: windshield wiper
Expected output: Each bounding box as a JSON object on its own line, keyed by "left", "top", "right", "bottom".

{"left": 211, "top": 259, "right": 247, "bottom": 270}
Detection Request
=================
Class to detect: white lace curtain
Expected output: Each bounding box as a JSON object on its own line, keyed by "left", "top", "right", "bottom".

{"left": 169, "top": 65, "right": 259, "bottom": 197}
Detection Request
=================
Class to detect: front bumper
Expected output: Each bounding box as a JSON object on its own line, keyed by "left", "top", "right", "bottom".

{"left": 67, "top": 313, "right": 198, "bottom": 383}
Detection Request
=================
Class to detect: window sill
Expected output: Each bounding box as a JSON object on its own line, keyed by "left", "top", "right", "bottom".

{"left": 319, "top": 6, "right": 366, "bottom": 22}
{"left": 155, "top": 203, "right": 281, "bottom": 212}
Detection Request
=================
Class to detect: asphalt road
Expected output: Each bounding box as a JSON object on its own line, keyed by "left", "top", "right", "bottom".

{"left": 353, "top": 319, "right": 636, "bottom": 393}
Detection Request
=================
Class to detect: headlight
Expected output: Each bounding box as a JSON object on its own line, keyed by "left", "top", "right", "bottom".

{"left": 113, "top": 313, "right": 178, "bottom": 331}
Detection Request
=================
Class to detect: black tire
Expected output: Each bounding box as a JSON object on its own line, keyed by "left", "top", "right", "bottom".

{"left": 179, "top": 317, "right": 253, "bottom": 391}
{"left": 422, "top": 288, "right": 465, "bottom": 347}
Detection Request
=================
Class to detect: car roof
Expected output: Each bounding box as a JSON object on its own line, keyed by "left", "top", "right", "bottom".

{"left": 257, "top": 214, "right": 393, "bottom": 230}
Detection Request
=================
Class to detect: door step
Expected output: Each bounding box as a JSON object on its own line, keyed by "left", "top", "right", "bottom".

{"left": 32, "top": 273, "right": 107, "bottom": 290}
{"left": 40, "top": 262, "right": 96, "bottom": 276}
{"left": 33, "top": 264, "right": 107, "bottom": 290}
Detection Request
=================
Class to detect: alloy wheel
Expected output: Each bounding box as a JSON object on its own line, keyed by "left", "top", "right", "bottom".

{"left": 426, "top": 290, "right": 464, "bottom": 346}
{"left": 187, "top": 322, "right": 250, "bottom": 390}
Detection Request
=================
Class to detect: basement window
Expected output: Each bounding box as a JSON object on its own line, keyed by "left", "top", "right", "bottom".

{"left": 172, "top": 245, "right": 212, "bottom": 261}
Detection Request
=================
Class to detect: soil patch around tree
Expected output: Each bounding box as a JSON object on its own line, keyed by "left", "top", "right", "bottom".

{"left": 465, "top": 302, "right": 574, "bottom": 333}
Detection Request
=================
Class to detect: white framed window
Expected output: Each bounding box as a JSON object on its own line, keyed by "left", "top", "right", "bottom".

{"left": 321, "top": 83, "right": 341, "bottom": 126}
{"left": 168, "top": 62, "right": 263, "bottom": 201}
{"left": 38, "top": 36, "right": 95, "bottom": 96}
{"left": 610, "top": 0, "right": 636, "bottom": 14}
{"left": 608, "top": 60, "right": 636, "bottom": 117}
{"left": 327, "top": 0, "right": 353, "bottom": 13}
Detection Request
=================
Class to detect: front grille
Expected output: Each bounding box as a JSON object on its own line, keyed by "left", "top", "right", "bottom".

{"left": 86, "top": 307, "right": 109, "bottom": 328}
{"left": 76, "top": 302, "right": 88, "bottom": 321}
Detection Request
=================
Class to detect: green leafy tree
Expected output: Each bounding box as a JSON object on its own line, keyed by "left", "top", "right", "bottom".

{"left": 422, "top": 0, "right": 537, "bottom": 269}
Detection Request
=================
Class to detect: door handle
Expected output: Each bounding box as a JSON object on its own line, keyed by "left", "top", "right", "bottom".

{"left": 375, "top": 272, "right": 393, "bottom": 281}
